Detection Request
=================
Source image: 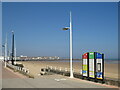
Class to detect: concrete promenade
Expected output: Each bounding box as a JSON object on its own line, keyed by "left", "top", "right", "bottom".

{"left": 1, "top": 63, "right": 118, "bottom": 88}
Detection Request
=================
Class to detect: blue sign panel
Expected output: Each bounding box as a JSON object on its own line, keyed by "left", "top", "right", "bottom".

{"left": 96, "top": 52, "right": 104, "bottom": 80}
{"left": 96, "top": 52, "right": 102, "bottom": 59}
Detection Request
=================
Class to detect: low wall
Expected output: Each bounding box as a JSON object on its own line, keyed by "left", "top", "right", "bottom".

{"left": 6, "top": 63, "right": 34, "bottom": 78}
{"left": 45, "top": 66, "right": 119, "bottom": 87}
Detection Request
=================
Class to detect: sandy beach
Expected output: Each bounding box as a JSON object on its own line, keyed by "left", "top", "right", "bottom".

{"left": 17, "top": 60, "right": 119, "bottom": 79}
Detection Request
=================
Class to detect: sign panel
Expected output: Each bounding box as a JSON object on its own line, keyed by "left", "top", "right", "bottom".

{"left": 89, "top": 52, "right": 95, "bottom": 78}
{"left": 96, "top": 52, "right": 103, "bottom": 79}
{"left": 82, "top": 53, "right": 88, "bottom": 77}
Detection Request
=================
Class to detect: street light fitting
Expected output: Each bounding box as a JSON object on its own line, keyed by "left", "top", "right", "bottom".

{"left": 63, "top": 27, "right": 70, "bottom": 30}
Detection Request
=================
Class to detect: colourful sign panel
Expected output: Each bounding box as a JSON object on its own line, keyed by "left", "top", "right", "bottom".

{"left": 89, "top": 52, "right": 95, "bottom": 78}
{"left": 82, "top": 52, "right": 104, "bottom": 80}
{"left": 96, "top": 52, "right": 103, "bottom": 79}
{"left": 82, "top": 53, "right": 88, "bottom": 77}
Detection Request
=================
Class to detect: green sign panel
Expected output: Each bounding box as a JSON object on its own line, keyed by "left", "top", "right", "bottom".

{"left": 89, "top": 52, "right": 95, "bottom": 78}
{"left": 89, "top": 52, "right": 94, "bottom": 59}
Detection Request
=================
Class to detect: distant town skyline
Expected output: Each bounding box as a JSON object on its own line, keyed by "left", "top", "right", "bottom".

{"left": 2, "top": 2, "right": 118, "bottom": 59}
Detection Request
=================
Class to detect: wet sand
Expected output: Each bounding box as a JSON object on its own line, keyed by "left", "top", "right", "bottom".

{"left": 17, "top": 61, "right": 119, "bottom": 79}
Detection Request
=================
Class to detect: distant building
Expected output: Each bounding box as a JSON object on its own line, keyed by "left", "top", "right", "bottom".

{"left": 16, "top": 55, "right": 60, "bottom": 61}
{"left": 19, "top": 55, "right": 28, "bottom": 60}
{"left": 16, "top": 56, "right": 20, "bottom": 60}
{"left": 0, "top": 56, "right": 4, "bottom": 61}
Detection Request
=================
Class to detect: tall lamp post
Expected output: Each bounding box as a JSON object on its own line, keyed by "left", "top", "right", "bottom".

{"left": 2, "top": 45, "right": 5, "bottom": 61}
{"left": 2, "top": 34, "right": 8, "bottom": 67}
{"left": 63, "top": 11, "right": 74, "bottom": 78}
{"left": 5, "top": 34, "right": 8, "bottom": 67}
{"left": 2, "top": 44, "right": 6, "bottom": 67}
{"left": 14, "top": 38, "right": 16, "bottom": 65}
{"left": 11, "top": 31, "right": 14, "bottom": 65}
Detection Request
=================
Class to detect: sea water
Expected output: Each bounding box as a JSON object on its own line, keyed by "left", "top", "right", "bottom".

{"left": 46, "top": 59, "right": 119, "bottom": 64}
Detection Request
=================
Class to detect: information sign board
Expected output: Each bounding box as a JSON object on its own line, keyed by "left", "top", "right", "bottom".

{"left": 82, "top": 53, "right": 88, "bottom": 77}
{"left": 96, "top": 52, "right": 104, "bottom": 80}
{"left": 89, "top": 52, "right": 95, "bottom": 78}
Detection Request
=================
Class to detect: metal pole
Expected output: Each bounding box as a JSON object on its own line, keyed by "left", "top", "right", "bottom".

{"left": 7, "top": 48, "right": 10, "bottom": 61}
{"left": 14, "top": 39, "right": 16, "bottom": 65}
{"left": 11, "top": 31, "right": 14, "bottom": 65}
{"left": 3, "top": 45, "right": 5, "bottom": 62}
{"left": 4, "top": 34, "right": 8, "bottom": 67}
{"left": 70, "top": 11, "right": 74, "bottom": 78}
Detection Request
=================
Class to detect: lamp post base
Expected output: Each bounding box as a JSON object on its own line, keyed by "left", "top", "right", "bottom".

{"left": 69, "top": 75, "right": 74, "bottom": 78}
